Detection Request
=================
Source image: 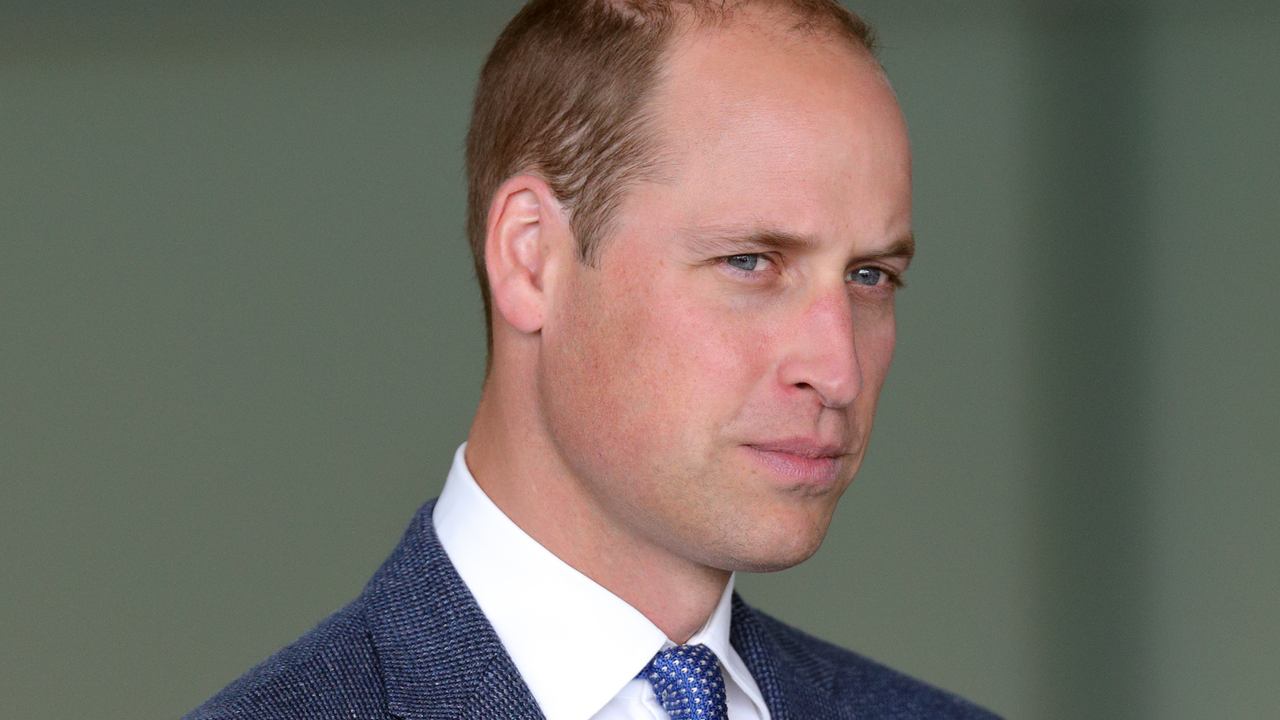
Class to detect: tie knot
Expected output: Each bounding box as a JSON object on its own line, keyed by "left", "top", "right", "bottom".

{"left": 639, "top": 644, "right": 728, "bottom": 720}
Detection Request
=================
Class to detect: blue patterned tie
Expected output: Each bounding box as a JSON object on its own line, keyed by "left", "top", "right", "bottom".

{"left": 638, "top": 644, "right": 729, "bottom": 720}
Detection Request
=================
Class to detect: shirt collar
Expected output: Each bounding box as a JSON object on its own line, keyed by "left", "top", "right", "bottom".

{"left": 432, "top": 443, "right": 767, "bottom": 720}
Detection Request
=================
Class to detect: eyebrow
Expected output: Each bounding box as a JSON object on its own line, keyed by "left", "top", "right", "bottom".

{"left": 867, "top": 233, "right": 916, "bottom": 262}
{"left": 682, "top": 224, "right": 916, "bottom": 263}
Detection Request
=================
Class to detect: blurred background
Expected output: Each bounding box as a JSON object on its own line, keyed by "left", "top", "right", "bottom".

{"left": 3, "top": 1, "right": 1277, "bottom": 718}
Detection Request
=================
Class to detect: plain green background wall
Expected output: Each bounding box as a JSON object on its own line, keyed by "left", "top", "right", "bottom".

{"left": 3, "top": 2, "right": 1277, "bottom": 719}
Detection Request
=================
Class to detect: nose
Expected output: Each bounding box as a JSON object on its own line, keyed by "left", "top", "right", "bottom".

{"left": 776, "top": 287, "right": 863, "bottom": 408}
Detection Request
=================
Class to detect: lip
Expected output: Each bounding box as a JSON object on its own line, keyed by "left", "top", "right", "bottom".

{"left": 743, "top": 438, "right": 849, "bottom": 487}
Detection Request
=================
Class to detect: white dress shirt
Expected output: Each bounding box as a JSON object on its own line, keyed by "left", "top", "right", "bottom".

{"left": 433, "top": 444, "right": 771, "bottom": 720}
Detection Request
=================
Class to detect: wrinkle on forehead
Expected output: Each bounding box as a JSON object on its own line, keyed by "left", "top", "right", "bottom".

{"left": 677, "top": 221, "right": 915, "bottom": 265}
{"left": 652, "top": 22, "right": 903, "bottom": 160}
{"left": 633, "top": 6, "right": 892, "bottom": 171}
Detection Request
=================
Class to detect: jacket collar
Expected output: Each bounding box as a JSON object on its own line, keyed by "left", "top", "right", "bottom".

{"left": 730, "top": 595, "right": 793, "bottom": 720}
{"left": 361, "top": 499, "right": 545, "bottom": 720}
{"left": 360, "top": 498, "right": 799, "bottom": 720}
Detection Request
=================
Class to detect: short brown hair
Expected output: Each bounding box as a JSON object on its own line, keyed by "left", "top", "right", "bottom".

{"left": 465, "top": 0, "right": 876, "bottom": 349}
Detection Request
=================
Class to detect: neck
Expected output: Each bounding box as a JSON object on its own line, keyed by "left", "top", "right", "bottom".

{"left": 466, "top": 372, "right": 729, "bottom": 643}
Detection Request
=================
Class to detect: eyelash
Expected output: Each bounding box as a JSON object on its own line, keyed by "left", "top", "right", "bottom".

{"left": 721, "top": 254, "right": 904, "bottom": 290}
{"left": 850, "top": 267, "right": 906, "bottom": 290}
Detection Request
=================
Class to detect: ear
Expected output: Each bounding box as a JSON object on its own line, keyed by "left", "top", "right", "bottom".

{"left": 484, "top": 174, "right": 572, "bottom": 335}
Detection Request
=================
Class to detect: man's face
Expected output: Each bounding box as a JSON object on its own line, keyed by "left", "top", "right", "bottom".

{"left": 537, "top": 21, "right": 913, "bottom": 573}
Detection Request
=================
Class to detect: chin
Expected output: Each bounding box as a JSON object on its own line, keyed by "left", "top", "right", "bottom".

{"left": 714, "top": 513, "right": 833, "bottom": 573}
{"left": 737, "top": 539, "right": 826, "bottom": 573}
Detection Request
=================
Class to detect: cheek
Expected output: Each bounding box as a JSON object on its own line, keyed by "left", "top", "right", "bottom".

{"left": 621, "top": 288, "right": 755, "bottom": 424}
{"left": 576, "top": 273, "right": 767, "bottom": 444}
{"left": 854, "top": 307, "right": 898, "bottom": 398}
{"left": 543, "top": 274, "right": 688, "bottom": 457}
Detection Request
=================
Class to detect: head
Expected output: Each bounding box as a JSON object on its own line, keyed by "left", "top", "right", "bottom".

{"left": 466, "top": 0, "right": 877, "bottom": 354}
{"left": 469, "top": 0, "right": 912, "bottom": 574}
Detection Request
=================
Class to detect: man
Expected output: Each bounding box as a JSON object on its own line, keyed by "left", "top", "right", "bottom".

{"left": 188, "top": 1, "right": 1000, "bottom": 718}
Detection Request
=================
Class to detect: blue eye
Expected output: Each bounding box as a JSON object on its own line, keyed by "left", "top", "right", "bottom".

{"left": 849, "top": 268, "right": 883, "bottom": 286}
{"left": 726, "top": 254, "right": 763, "bottom": 272}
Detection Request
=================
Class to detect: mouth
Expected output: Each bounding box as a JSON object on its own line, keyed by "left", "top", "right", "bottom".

{"left": 742, "top": 439, "right": 849, "bottom": 487}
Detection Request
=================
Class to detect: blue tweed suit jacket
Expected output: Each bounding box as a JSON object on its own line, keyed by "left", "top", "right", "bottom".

{"left": 186, "top": 500, "right": 1001, "bottom": 720}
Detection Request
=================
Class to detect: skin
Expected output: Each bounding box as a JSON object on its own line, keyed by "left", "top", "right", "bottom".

{"left": 466, "top": 15, "right": 913, "bottom": 643}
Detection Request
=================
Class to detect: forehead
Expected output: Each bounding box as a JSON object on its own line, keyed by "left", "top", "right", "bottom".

{"left": 654, "top": 17, "right": 903, "bottom": 158}
{"left": 634, "top": 17, "right": 911, "bottom": 244}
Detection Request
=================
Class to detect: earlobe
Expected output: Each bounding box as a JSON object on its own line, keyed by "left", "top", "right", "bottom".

{"left": 484, "top": 175, "right": 568, "bottom": 335}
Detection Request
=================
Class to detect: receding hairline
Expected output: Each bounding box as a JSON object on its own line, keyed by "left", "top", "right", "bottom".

{"left": 585, "top": 4, "right": 886, "bottom": 236}
{"left": 588, "top": 7, "right": 889, "bottom": 240}
{"left": 648, "top": 1, "right": 881, "bottom": 78}
{"left": 631, "top": 0, "right": 878, "bottom": 46}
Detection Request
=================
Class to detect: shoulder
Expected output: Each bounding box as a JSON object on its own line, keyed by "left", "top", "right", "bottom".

{"left": 182, "top": 599, "right": 388, "bottom": 720}
{"left": 736, "top": 601, "right": 1003, "bottom": 720}
{"left": 183, "top": 498, "right": 505, "bottom": 720}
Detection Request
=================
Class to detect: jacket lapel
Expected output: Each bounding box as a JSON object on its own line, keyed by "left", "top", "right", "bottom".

{"left": 362, "top": 500, "right": 545, "bottom": 720}
{"left": 732, "top": 593, "right": 835, "bottom": 720}
{"left": 731, "top": 595, "right": 791, "bottom": 720}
